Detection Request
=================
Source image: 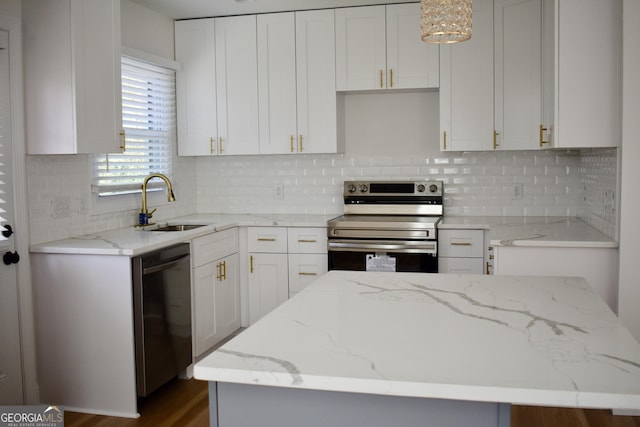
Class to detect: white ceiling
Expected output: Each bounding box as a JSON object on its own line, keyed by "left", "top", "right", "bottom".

{"left": 131, "top": 0, "right": 416, "bottom": 20}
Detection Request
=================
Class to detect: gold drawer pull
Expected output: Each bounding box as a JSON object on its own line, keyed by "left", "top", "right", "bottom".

{"left": 493, "top": 130, "right": 500, "bottom": 149}
{"left": 219, "top": 137, "right": 224, "bottom": 154}
{"left": 298, "top": 239, "right": 317, "bottom": 243}
{"left": 450, "top": 242, "right": 472, "bottom": 246}
{"left": 290, "top": 135, "right": 294, "bottom": 152}
{"left": 257, "top": 237, "right": 276, "bottom": 242}
{"left": 250, "top": 255, "right": 254, "bottom": 273}
{"left": 119, "top": 130, "right": 126, "bottom": 151}
{"left": 299, "top": 272, "right": 317, "bottom": 276}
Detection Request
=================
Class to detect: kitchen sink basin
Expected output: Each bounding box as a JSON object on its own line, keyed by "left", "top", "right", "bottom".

{"left": 150, "top": 224, "right": 208, "bottom": 232}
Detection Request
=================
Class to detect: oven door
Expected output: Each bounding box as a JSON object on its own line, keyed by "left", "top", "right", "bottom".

{"left": 327, "top": 239, "right": 438, "bottom": 273}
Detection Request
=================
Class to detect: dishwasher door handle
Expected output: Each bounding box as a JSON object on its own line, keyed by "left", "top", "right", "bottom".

{"left": 143, "top": 254, "right": 189, "bottom": 275}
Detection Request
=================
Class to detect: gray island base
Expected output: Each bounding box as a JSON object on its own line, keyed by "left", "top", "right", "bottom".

{"left": 209, "top": 382, "right": 510, "bottom": 427}
{"left": 195, "top": 271, "right": 640, "bottom": 426}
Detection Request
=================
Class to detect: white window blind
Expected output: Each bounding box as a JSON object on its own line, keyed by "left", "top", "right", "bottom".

{"left": 92, "top": 56, "right": 175, "bottom": 196}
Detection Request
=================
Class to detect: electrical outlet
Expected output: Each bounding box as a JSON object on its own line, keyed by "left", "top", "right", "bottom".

{"left": 274, "top": 183, "right": 284, "bottom": 199}
{"left": 512, "top": 183, "right": 523, "bottom": 201}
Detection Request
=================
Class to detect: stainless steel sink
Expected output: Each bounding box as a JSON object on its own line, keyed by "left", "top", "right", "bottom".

{"left": 150, "top": 224, "right": 208, "bottom": 232}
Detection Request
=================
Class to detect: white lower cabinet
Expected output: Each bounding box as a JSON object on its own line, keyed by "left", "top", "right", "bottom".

{"left": 438, "top": 229, "right": 485, "bottom": 274}
{"left": 247, "top": 226, "right": 328, "bottom": 322}
{"left": 192, "top": 228, "right": 241, "bottom": 358}
{"left": 493, "top": 245, "right": 619, "bottom": 311}
{"left": 247, "top": 227, "right": 289, "bottom": 323}
{"left": 288, "top": 227, "right": 328, "bottom": 297}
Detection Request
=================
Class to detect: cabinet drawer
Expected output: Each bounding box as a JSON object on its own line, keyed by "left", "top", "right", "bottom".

{"left": 288, "top": 253, "right": 328, "bottom": 295}
{"left": 192, "top": 228, "right": 239, "bottom": 267}
{"left": 287, "top": 227, "right": 327, "bottom": 254}
{"left": 438, "top": 229, "right": 484, "bottom": 258}
{"left": 438, "top": 257, "right": 484, "bottom": 275}
{"left": 247, "top": 227, "right": 288, "bottom": 253}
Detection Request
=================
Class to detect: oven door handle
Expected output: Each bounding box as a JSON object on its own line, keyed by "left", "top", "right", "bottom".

{"left": 328, "top": 240, "right": 437, "bottom": 254}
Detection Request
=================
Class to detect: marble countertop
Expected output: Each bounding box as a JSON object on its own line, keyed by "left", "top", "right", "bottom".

{"left": 194, "top": 270, "right": 640, "bottom": 410}
{"left": 29, "top": 213, "right": 336, "bottom": 256}
{"left": 439, "top": 216, "right": 617, "bottom": 248}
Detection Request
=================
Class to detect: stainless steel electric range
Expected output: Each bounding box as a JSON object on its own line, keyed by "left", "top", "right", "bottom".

{"left": 327, "top": 180, "right": 443, "bottom": 273}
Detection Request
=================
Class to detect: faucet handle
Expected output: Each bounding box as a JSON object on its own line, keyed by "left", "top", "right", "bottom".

{"left": 148, "top": 208, "right": 157, "bottom": 219}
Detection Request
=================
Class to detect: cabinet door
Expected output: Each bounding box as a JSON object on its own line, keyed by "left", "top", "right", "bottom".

{"left": 193, "top": 261, "right": 217, "bottom": 357}
{"left": 438, "top": 257, "right": 484, "bottom": 275}
{"left": 552, "top": 0, "right": 621, "bottom": 148}
{"left": 288, "top": 254, "right": 328, "bottom": 296}
{"left": 23, "top": 0, "right": 122, "bottom": 154}
{"left": 215, "top": 253, "right": 241, "bottom": 342}
{"left": 295, "top": 10, "right": 338, "bottom": 154}
{"left": 257, "top": 12, "right": 298, "bottom": 154}
{"left": 193, "top": 253, "right": 240, "bottom": 357}
{"left": 175, "top": 19, "right": 218, "bottom": 156}
{"left": 386, "top": 3, "right": 439, "bottom": 90}
{"left": 215, "top": 15, "right": 260, "bottom": 155}
{"left": 335, "top": 6, "right": 387, "bottom": 91}
{"left": 494, "top": 0, "right": 542, "bottom": 150}
{"left": 248, "top": 253, "right": 289, "bottom": 323}
{"left": 439, "top": 0, "right": 494, "bottom": 151}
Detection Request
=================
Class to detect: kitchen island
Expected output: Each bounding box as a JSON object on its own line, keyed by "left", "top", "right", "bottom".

{"left": 194, "top": 270, "right": 640, "bottom": 427}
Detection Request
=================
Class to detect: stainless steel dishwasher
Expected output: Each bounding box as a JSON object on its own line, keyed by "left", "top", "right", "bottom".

{"left": 132, "top": 243, "right": 192, "bottom": 397}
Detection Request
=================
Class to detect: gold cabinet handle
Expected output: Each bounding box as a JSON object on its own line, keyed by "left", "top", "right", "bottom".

{"left": 494, "top": 130, "right": 500, "bottom": 149}
{"left": 290, "top": 135, "right": 294, "bottom": 152}
{"left": 486, "top": 261, "right": 490, "bottom": 275}
{"left": 298, "top": 239, "right": 317, "bottom": 243}
{"left": 298, "top": 134, "right": 303, "bottom": 152}
{"left": 216, "top": 262, "right": 222, "bottom": 281}
{"left": 219, "top": 137, "right": 224, "bottom": 154}
{"left": 221, "top": 260, "right": 227, "bottom": 280}
{"left": 379, "top": 69, "right": 383, "bottom": 88}
{"left": 539, "top": 124, "right": 549, "bottom": 147}
{"left": 210, "top": 137, "right": 215, "bottom": 154}
{"left": 443, "top": 130, "right": 447, "bottom": 150}
{"left": 250, "top": 255, "right": 254, "bottom": 273}
{"left": 389, "top": 68, "right": 393, "bottom": 88}
{"left": 119, "top": 130, "right": 126, "bottom": 152}
{"left": 257, "top": 237, "right": 276, "bottom": 242}
{"left": 298, "top": 272, "right": 317, "bottom": 276}
{"left": 451, "top": 242, "right": 472, "bottom": 246}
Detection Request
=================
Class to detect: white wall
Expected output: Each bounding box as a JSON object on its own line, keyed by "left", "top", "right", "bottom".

{"left": 618, "top": 0, "right": 640, "bottom": 341}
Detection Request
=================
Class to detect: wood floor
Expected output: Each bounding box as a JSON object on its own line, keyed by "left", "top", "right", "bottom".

{"left": 65, "top": 377, "right": 640, "bottom": 427}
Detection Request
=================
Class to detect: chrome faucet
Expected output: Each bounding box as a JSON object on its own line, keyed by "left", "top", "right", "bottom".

{"left": 138, "top": 173, "right": 176, "bottom": 226}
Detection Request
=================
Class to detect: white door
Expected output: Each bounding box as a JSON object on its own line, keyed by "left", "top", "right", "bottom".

{"left": 295, "top": 9, "right": 337, "bottom": 154}
{"left": 215, "top": 15, "right": 259, "bottom": 155}
{"left": 386, "top": 3, "right": 439, "bottom": 90}
{"left": 175, "top": 18, "right": 218, "bottom": 156}
{"left": 257, "top": 12, "right": 297, "bottom": 154}
{"left": 0, "top": 29, "right": 24, "bottom": 404}
{"left": 335, "top": 6, "right": 386, "bottom": 91}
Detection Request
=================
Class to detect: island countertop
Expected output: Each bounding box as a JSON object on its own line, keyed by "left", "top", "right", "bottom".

{"left": 194, "top": 270, "right": 640, "bottom": 411}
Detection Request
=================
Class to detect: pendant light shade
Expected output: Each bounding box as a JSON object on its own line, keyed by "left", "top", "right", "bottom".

{"left": 421, "top": 0, "right": 472, "bottom": 44}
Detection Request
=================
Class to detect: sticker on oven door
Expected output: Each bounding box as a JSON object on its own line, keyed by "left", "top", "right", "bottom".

{"left": 366, "top": 254, "right": 396, "bottom": 272}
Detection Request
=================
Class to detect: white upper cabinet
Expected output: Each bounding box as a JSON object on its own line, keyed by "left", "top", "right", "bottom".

{"left": 258, "top": 10, "right": 339, "bottom": 154}
{"left": 176, "top": 15, "right": 259, "bottom": 156}
{"left": 215, "top": 16, "right": 260, "bottom": 155}
{"left": 439, "top": 0, "right": 495, "bottom": 151}
{"left": 336, "top": 4, "right": 439, "bottom": 91}
{"left": 23, "top": 0, "right": 123, "bottom": 154}
{"left": 494, "top": 0, "right": 543, "bottom": 150}
{"left": 440, "top": 0, "right": 543, "bottom": 151}
{"left": 295, "top": 10, "right": 339, "bottom": 154}
{"left": 547, "top": 0, "right": 621, "bottom": 148}
{"left": 257, "top": 13, "right": 298, "bottom": 155}
{"left": 175, "top": 19, "right": 217, "bottom": 156}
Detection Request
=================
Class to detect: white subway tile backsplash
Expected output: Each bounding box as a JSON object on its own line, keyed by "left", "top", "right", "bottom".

{"left": 26, "top": 144, "right": 617, "bottom": 243}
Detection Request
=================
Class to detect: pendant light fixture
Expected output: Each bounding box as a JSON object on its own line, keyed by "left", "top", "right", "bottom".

{"left": 421, "top": 0, "right": 472, "bottom": 44}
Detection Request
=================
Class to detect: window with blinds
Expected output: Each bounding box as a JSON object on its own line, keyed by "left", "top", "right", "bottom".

{"left": 92, "top": 56, "right": 175, "bottom": 196}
